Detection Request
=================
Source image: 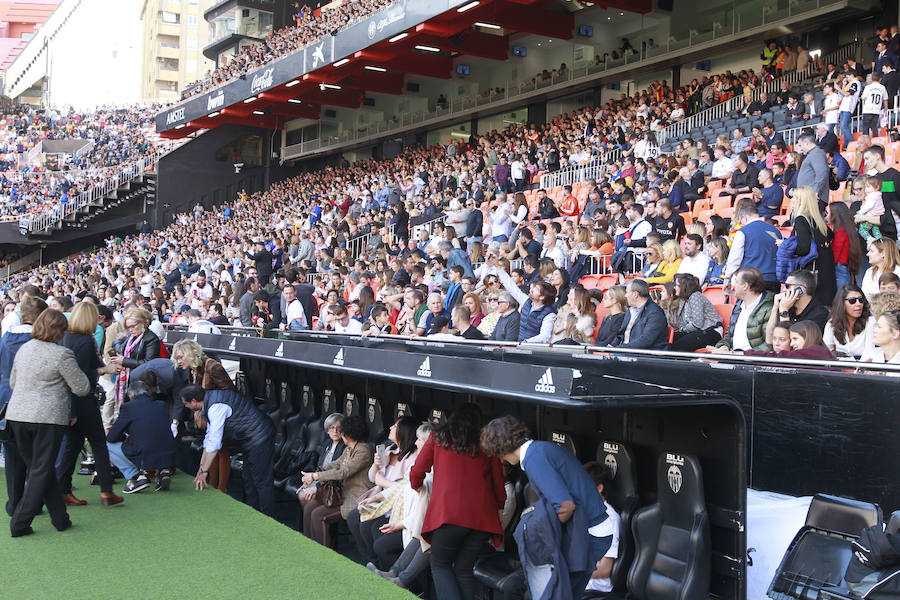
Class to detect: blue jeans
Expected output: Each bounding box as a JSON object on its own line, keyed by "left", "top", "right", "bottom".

{"left": 835, "top": 263, "right": 851, "bottom": 290}
{"left": 839, "top": 111, "right": 852, "bottom": 146}
{"left": 493, "top": 234, "right": 509, "bottom": 244}
{"left": 106, "top": 441, "right": 139, "bottom": 480}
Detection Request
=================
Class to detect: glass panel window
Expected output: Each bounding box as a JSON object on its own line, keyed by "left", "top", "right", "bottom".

{"left": 187, "top": 15, "right": 198, "bottom": 28}
{"left": 187, "top": 37, "right": 198, "bottom": 50}
{"left": 161, "top": 11, "right": 179, "bottom": 24}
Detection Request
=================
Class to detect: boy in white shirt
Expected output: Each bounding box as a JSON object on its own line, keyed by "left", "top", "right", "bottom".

{"left": 860, "top": 72, "right": 888, "bottom": 137}
{"left": 584, "top": 461, "right": 621, "bottom": 595}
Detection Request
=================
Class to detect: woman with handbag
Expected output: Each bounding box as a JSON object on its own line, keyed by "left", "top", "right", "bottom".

{"left": 6, "top": 309, "right": 91, "bottom": 537}
{"left": 56, "top": 302, "right": 124, "bottom": 507}
{"left": 0, "top": 296, "right": 47, "bottom": 518}
{"left": 103, "top": 307, "right": 160, "bottom": 427}
{"left": 299, "top": 415, "right": 373, "bottom": 547}
{"left": 294, "top": 413, "right": 345, "bottom": 502}
{"left": 792, "top": 186, "right": 836, "bottom": 307}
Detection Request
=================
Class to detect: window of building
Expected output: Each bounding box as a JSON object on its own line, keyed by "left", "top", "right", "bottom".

{"left": 186, "top": 59, "right": 197, "bottom": 73}
{"left": 159, "top": 35, "right": 179, "bottom": 49}
{"left": 187, "top": 15, "right": 198, "bottom": 28}
{"left": 161, "top": 11, "right": 180, "bottom": 24}
{"left": 187, "top": 37, "right": 198, "bottom": 50}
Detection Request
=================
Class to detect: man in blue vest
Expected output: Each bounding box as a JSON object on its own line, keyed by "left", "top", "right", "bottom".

{"left": 180, "top": 385, "right": 276, "bottom": 516}
{"left": 723, "top": 204, "right": 783, "bottom": 293}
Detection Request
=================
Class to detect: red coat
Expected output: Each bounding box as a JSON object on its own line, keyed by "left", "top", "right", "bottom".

{"left": 410, "top": 433, "right": 506, "bottom": 545}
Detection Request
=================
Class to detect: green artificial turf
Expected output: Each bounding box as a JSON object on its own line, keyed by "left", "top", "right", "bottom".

{"left": 0, "top": 469, "right": 414, "bottom": 600}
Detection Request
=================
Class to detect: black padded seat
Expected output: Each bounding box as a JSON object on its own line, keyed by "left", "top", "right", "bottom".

{"left": 550, "top": 430, "right": 577, "bottom": 457}
{"left": 364, "top": 396, "right": 386, "bottom": 444}
{"left": 767, "top": 494, "right": 882, "bottom": 600}
{"left": 473, "top": 472, "right": 530, "bottom": 598}
{"left": 343, "top": 392, "right": 360, "bottom": 417}
{"left": 627, "top": 452, "right": 710, "bottom": 600}
{"left": 596, "top": 440, "right": 639, "bottom": 592}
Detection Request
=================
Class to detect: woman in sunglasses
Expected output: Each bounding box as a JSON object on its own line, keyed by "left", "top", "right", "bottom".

{"left": 823, "top": 285, "right": 874, "bottom": 359}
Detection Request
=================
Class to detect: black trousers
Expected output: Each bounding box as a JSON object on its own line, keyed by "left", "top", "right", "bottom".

{"left": 373, "top": 529, "right": 404, "bottom": 571}
{"left": 9, "top": 421, "right": 70, "bottom": 535}
{"left": 56, "top": 397, "right": 113, "bottom": 494}
{"left": 3, "top": 438, "right": 26, "bottom": 517}
{"left": 347, "top": 509, "right": 388, "bottom": 565}
{"left": 241, "top": 440, "right": 275, "bottom": 516}
{"left": 671, "top": 328, "right": 722, "bottom": 352}
{"left": 429, "top": 524, "right": 491, "bottom": 600}
{"left": 861, "top": 114, "right": 880, "bottom": 138}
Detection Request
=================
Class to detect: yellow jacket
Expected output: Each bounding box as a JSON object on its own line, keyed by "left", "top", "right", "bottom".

{"left": 646, "top": 259, "right": 682, "bottom": 284}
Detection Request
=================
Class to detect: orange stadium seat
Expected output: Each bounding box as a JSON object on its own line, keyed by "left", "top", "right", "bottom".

{"left": 580, "top": 274, "right": 618, "bottom": 290}
{"left": 703, "top": 286, "right": 729, "bottom": 305}
{"left": 712, "top": 195, "right": 732, "bottom": 213}
{"left": 715, "top": 304, "right": 733, "bottom": 332}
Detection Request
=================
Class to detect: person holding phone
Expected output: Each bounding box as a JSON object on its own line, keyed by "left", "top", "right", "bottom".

{"left": 764, "top": 269, "right": 830, "bottom": 345}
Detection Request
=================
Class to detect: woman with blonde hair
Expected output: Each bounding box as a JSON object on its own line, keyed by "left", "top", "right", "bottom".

{"left": 645, "top": 240, "right": 683, "bottom": 284}
{"left": 791, "top": 186, "right": 836, "bottom": 305}
{"left": 861, "top": 238, "right": 900, "bottom": 300}
{"left": 57, "top": 302, "right": 123, "bottom": 506}
{"left": 171, "top": 338, "right": 237, "bottom": 492}
{"left": 106, "top": 307, "right": 160, "bottom": 425}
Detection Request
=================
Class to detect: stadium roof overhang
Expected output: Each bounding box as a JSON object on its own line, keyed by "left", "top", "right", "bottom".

{"left": 156, "top": 0, "right": 651, "bottom": 139}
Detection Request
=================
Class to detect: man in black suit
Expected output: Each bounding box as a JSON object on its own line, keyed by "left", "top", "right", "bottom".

{"left": 106, "top": 377, "right": 178, "bottom": 494}
{"left": 786, "top": 95, "right": 807, "bottom": 121}
{"left": 246, "top": 240, "right": 273, "bottom": 285}
{"left": 815, "top": 123, "right": 840, "bottom": 155}
{"left": 874, "top": 40, "right": 899, "bottom": 75}
{"left": 613, "top": 279, "right": 668, "bottom": 349}
{"left": 883, "top": 63, "right": 900, "bottom": 108}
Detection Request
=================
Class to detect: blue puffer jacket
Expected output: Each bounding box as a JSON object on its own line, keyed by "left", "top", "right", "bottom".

{"left": 776, "top": 235, "right": 818, "bottom": 283}
{"left": 0, "top": 329, "right": 33, "bottom": 408}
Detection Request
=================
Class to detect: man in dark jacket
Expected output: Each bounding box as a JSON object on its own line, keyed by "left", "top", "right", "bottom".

{"left": 247, "top": 240, "right": 273, "bottom": 285}
{"left": 614, "top": 279, "right": 669, "bottom": 349}
{"left": 181, "top": 385, "right": 276, "bottom": 515}
{"left": 107, "top": 378, "right": 178, "bottom": 494}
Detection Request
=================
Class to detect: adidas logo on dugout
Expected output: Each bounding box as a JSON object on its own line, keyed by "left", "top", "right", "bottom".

{"left": 417, "top": 357, "right": 432, "bottom": 377}
{"left": 535, "top": 368, "right": 555, "bottom": 393}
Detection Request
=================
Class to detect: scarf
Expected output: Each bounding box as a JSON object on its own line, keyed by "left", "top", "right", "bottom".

{"left": 114, "top": 332, "right": 143, "bottom": 407}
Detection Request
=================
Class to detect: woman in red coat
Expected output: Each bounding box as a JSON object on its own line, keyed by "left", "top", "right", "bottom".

{"left": 410, "top": 403, "right": 506, "bottom": 600}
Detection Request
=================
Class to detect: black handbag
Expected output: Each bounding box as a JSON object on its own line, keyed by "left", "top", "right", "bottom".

{"left": 0, "top": 401, "right": 9, "bottom": 442}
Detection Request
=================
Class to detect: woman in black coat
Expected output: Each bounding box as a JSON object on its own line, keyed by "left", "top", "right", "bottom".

{"left": 594, "top": 286, "right": 628, "bottom": 347}
{"left": 112, "top": 307, "right": 160, "bottom": 412}
{"left": 792, "top": 187, "right": 836, "bottom": 307}
{"left": 57, "top": 302, "right": 123, "bottom": 506}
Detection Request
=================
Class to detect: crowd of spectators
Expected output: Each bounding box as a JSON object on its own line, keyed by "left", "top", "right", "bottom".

{"left": 0, "top": 105, "right": 165, "bottom": 221}
{"left": 184, "top": 0, "right": 395, "bottom": 98}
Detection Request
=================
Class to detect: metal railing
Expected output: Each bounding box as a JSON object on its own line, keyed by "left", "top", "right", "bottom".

{"left": 540, "top": 148, "right": 621, "bottom": 189}
{"left": 776, "top": 99, "right": 900, "bottom": 146}
{"left": 283, "top": 0, "right": 856, "bottom": 161}
{"left": 659, "top": 40, "right": 861, "bottom": 144}
{"left": 19, "top": 148, "right": 166, "bottom": 234}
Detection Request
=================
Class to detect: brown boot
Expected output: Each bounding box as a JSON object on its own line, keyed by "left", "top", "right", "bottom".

{"left": 100, "top": 492, "right": 124, "bottom": 507}
{"left": 63, "top": 493, "right": 87, "bottom": 506}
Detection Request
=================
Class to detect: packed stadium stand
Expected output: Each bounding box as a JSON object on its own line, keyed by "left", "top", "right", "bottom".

{"left": 2, "top": 0, "right": 900, "bottom": 599}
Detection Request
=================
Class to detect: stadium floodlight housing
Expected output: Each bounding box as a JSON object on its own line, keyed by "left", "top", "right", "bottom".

{"left": 288, "top": 98, "right": 303, "bottom": 103}
{"left": 364, "top": 66, "right": 387, "bottom": 72}
{"left": 253, "top": 110, "right": 265, "bottom": 115}
{"left": 475, "top": 22, "right": 501, "bottom": 29}
{"left": 321, "top": 83, "right": 341, "bottom": 90}
{"left": 457, "top": 1, "right": 480, "bottom": 12}
{"left": 333, "top": 58, "right": 349, "bottom": 67}
{"left": 243, "top": 96, "right": 257, "bottom": 103}
{"left": 286, "top": 79, "right": 300, "bottom": 87}
{"left": 389, "top": 32, "right": 408, "bottom": 42}
{"left": 208, "top": 111, "right": 219, "bottom": 117}
{"left": 415, "top": 45, "right": 441, "bottom": 52}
